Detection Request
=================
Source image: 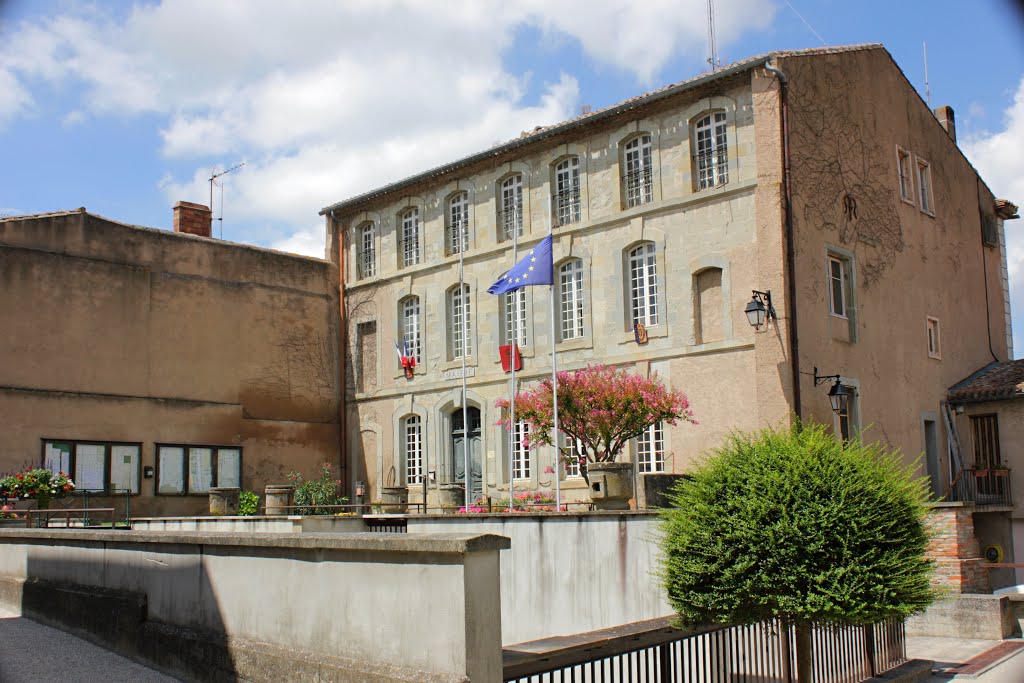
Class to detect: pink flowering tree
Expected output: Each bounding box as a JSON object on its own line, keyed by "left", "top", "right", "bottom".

{"left": 497, "top": 365, "right": 695, "bottom": 480}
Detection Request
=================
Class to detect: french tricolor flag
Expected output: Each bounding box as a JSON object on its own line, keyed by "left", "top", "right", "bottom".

{"left": 395, "top": 340, "right": 416, "bottom": 379}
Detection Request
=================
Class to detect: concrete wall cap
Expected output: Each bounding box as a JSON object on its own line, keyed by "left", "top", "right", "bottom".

{"left": 0, "top": 529, "right": 511, "bottom": 553}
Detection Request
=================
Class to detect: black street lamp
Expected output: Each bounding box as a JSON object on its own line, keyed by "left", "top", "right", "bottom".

{"left": 814, "top": 367, "right": 850, "bottom": 415}
{"left": 744, "top": 290, "right": 777, "bottom": 330}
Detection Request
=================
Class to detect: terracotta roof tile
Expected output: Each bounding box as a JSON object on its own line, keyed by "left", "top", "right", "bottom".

{"left": 948, "top": 360, "right": 1024, "bottom": 403}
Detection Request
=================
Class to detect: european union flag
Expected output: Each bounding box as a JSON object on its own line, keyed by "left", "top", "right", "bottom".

{"left": 487, "top": 235, "right": 554, "bottom": 294}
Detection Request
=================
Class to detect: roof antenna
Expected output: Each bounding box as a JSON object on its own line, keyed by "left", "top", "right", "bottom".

{"left": 208, "top": 162, "right": 245, "bottom": 239}
{"left": 923, "top": 41, "right": 931, "bottom": 107}
{"left": 706, "top": 0, "right": 720, "bottom": 71}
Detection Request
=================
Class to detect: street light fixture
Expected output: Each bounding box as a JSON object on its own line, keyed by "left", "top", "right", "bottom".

{"left": 744, "top": 290, "right": 777, "bottom": 330}
{"left": 813, "top": 367, "right": 849, "bottom": 415}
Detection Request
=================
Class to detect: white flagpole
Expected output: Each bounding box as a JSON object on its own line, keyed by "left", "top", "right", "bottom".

{"left": 459, "top": 213, "right": 470, "bottom": 511}
{"left": 548, "top": 193, "right": 560, "bottom": 510}
{"left": 508, "top": 197, "right": 520, "bottom": 512}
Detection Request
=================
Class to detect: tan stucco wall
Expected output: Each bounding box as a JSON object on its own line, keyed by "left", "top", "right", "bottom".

{"left": 334, "top": 76, "right": 796, "bottom": 502}
{"left": 778, "top": 47, "right": 1011, "bottom": 479}
{"left": 0, "top": 211, "right": 341, "bottom": 515}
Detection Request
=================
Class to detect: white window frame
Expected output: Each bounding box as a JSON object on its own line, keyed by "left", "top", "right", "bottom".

{"left": 629, "top": 243, "right": 659, "bottom": 328}
{"left": 558, "top": 432, "right": 584, "bottom": 478}
{"left": 695, "top": 112, "right": 729, "bottom": 190}
{"left": 449, "top": 284, "right": 472, "bottom": 360}
{"left": 916, "top": 156, "right": 934, "bottom": 216}
{"left": 927, "top": 316, "right": 941, "bottom": 359}
{"left": 502, "top": 289, "right": 528, "bottom": 347}
{"left": 636, "top": 422, "right": 665, "bottom": 473}
{"left": 400, "top": 208, "right": 420, "bottom": 267}
{"left": 512, "top": 420, "right": 531, "bottom": 480}
{"left": 554, "top": 156, "right": 581, "bottom": 225}
{"left": 42, "top": 439, "right": 142, "bottom": 495}
{"left": 623, "top": 134, "right": 653, "bottom": 208}
{"left": 498, "top": 174, "right": 524, "bottom": 242}
{"left": 896, "top": 146, "right": 915, "bottom": 204}
{"left": 559, "top": 259, "right": 585, "bottom": 341}
{"left": 401, "top": 296, "right": 422, "bottom": 364}
{"left": 448, "top": 192, "right": 470, "bottom": 254}
{"left": 357, "top": 222, "right": 376, "bottom": 279}
{"left": 828, "top": 254, "right": 847, "bottom": 319}
{"left": 403, "top": 415, "right": 424, "bottom": 485}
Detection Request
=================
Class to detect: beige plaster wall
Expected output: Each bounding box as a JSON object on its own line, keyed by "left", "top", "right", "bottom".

{"left": 0, "top": 211, "right": 341, "bottom": 515}
{"left": 778, "top": 47, "right": 1010, "bottom": 477}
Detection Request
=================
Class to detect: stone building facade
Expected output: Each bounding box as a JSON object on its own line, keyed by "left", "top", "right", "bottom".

{"left": 322, "top": 44, "right": 1016, "bottom": 510}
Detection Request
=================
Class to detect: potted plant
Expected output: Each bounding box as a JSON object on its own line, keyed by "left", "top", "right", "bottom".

{"left": 287, "top": 463, "right": 348, "bottom": 515}
{"left": 0, "top": 468, "right": 75, "bottom": 510}
{"left": 992, "top": 464, "right": 1010, "bottom": 477}
{"left": 0, "top": 504, "right": 22, "bottom": 528}
{"left": 498, "top": 365, "right": 695, "bottom": 510}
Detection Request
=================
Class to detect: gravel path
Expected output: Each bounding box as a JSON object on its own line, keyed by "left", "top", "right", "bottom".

{"left": 0, "top": 607, "right": 181, "bottom": 682}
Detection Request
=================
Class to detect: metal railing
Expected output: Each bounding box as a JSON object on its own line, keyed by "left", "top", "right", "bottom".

{"left": 497, "top": 205, "right": 524, "bottom": 241}
{"left": 356, "top": 250, "right": 375, "bottom": 279}
{"left": 622, "top": 169, "right": 652, "bottom": 208}
{"left": 694, "top": 149, "right": 729, "bottom": 190}
{"left": 554, "top": 187, "right": 581, "bottom": 226}
{"left": 448, "top": 220, "right": 470, "bottom": 254}
{"left": 948, "top": 467, "right": 1013, "bottom": 507}
{"left": 26, "top": 507, "right": 117, "bottom": 528}
{"left": 504, "top": 617, "right": 905, "bottom": 683}
{"left": 0, "top": 488, "right": 134, "bottom": 528}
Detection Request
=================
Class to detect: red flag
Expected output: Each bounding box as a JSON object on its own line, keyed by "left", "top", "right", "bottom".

{"left": 499, "top": 344, "right": 523, "bottom": 372}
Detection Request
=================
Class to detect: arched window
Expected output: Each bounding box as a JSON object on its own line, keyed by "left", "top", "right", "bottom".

{"left": 553, "top": 156, "right": 581, "bottom": 225}
{"left": 622, "top": 135, "right": 653, "bottom": 207}
{"left": 399, "top": 207, "right": 420, "bottom": 267}
{"left": 559, "top": 259, "right": 584, "bottom": 340}
{"left": 448, "top": 284, "right": 472, "bottom": 359}
{"left": 356, "top": 221, "right": 375, "bottom": 279}
{"left": 694, "top": 112, "right": 728, "bottom": 190}
{"left": 628, "top": 243, "right": 659, "bottom": 328}
{"left": 447, "top": 191, "right": 470, "bottom": 254}
{"left": 636, "top": 421, "right": 665, "bottom": 473}
{"left": 694, "top": 267, "right": 723, "bottom": 344}
{"left": 402, "top": 415, "right": 423, "bottom": 484}
{"left": 502, "top": 289, "right": 528, "bottom": 347}
{"left": 497, "top": 174, "right": 524, "bottom": 242}
{"left": 400, "top": 296, "right": 422, "bottom": 364}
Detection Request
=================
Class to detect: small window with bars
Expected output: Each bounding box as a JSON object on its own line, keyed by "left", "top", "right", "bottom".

{"left": 695, "top": 112, "right": 728, "bottom": 190}
{"left": 447, "top": 192, "right": 470, "bottom": 254}
{"left": 554, "top": 156, "right": 581, "bottom": 225}
{"left": 498, "top": 174, "right": 524, "bottom": 242}
{"left": 622, "top": 135, "right": 653, "bottom": 208}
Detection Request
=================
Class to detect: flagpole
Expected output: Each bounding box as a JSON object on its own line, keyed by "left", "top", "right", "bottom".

{"left": 548, "top": 192, "right": 560, "bottom": 510}
{"left": 508, "top": 198, "right": 520, "bottom": 512}
{"left": 459, "top": 213, "right": 470, "bottom": 511}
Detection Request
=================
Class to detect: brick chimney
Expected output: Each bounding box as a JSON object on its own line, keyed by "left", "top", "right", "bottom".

{"left": 934, "top": 105, "right": 956, "bottom": 143}
{"left": 173, "top": 201, "right": 212, "bottom": 237}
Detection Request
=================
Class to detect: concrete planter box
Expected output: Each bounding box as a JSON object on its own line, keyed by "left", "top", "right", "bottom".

{"left": 430, "top": 484, "right": 465, "bottom": 514}
{"left": 264, "top": 485, "right": 295, "bottom": 516}
{"left": 587, "top": 462, "right": 634, "bottom": 511}
{"left": 209, "top": 487, "right": 240, "bottom": 516}
{"left": 380, "top": 486, "right": 409, "bottom": 514}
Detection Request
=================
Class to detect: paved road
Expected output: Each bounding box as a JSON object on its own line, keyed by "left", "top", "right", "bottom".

{"left": 0, "top": 607, "right": 180, "bottom": 682}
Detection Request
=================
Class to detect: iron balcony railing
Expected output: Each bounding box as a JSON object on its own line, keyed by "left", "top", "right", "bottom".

{"left": 949, "top": 467, "right": 1013, "bottom": 507}
{"left": 554, "top": 187, "right": 581, "bottom": 226}
{"left": 448, "top": 220, "right": 470, "bottom": 254}
{"left": 497, "top": 204, "right": 524, "bottom": 242}
{"left": 695, "top": 148, "right": 729, "bottom": 190}
{"left": 622, "top": 168, "right": 653, "bottom": 208}
{"left": 356, "top": 250, "right": 375, "bottom": 279}
{"left": 398, "top": 238, "right": 420, "bottom": 267}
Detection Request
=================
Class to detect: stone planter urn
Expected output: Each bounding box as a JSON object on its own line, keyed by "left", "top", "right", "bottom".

{"left": 264, "top": 484, "right": 295, "bottom": 516}
{"left": 209, "top": 487, "right": 240, "bottom": 516}
{"left": 587, "top": 462, "right": 634, "bottom": 511}
{"left": 432, "top": 484, "right": 465, "bottom": 514}
{"left": 379, "top": 486, "right": 409, "bottom": 514}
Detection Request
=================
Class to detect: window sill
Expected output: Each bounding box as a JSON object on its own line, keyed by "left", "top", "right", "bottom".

{"left": 619, "top": 325, "right": 667, "bottom": 345}
{"left": 441, "top": 358, "right": 477, "bottom": 372}
{"left": 919, "top": 207, "right": 935, "bottom": 218}
{"left": 928, "top": 353, "right": 942, "bottom": 360}
{"left": 556, "top": 337, "right": 592, "bottom": 352}
{"left": 900, "top": 195, "right": 916, "bottom": 206}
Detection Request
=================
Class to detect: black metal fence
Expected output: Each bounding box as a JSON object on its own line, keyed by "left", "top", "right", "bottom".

{"left": 949, "top": 468, "right": 1013, "bottom": 506}
{"left": 1, "top": 488, "right": 134, "bottom": 528}
{"left": 503, "top": 617, "right": 905, "bottom": 683}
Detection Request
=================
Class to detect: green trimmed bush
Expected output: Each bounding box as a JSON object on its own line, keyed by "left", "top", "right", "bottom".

{"left": 238, "top": 490, "right": 259, "bottom": 516}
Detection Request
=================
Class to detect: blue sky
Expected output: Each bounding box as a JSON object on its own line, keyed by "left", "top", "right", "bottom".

{"left": 1, "top": 0, "right": 1022, "bottom": 355}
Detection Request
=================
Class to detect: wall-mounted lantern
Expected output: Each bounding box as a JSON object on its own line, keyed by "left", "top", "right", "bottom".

{"left": 813, "top": 366, "right": 850, "bottom": 415}
{"left": 744, "top": 290, "right": 778, "bottom": 330}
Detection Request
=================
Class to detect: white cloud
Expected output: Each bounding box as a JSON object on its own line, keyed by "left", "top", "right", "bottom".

{"left": 270, "top": 225, "right": 328, "bottom": 259}
{"left": 963, "top": 76, "right": 1024, "bottom": 358}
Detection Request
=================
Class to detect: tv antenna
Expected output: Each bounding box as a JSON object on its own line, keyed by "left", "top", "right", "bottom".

{"left": 706, "top": 0, "right": 720, "bottom": 71}
{"left": 923, "top": 41, "right": 931, "bottom": 107}
{"left": 209, "top": 162, "right": 245, "bottom": 239}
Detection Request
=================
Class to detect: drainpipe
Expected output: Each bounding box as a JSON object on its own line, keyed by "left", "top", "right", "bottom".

{"left": 331, "top": 209, "right": 349, "bottom": 495}
{"left": 764, "top": 60, "right": 803, "bottom": 422}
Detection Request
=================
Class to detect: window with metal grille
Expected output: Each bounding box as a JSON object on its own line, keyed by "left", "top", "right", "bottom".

{"left": 498, "top": 174, "right": 523, "bottom": 242}
{"left": 502, "top": 289, "right": 528, "bottom": 347}
{"left": 828, "top": 254, "right": 847, "bottom": 318}
{"left": 695, "top": 112, "right": 728, "bottom": 190}
{"left": 623, "top": 135, "right": 653, "bottom": 207}
{"left": 559, "top": 259, "right": 584, "bottom": 340}
{"left": 554, "top": 156, "right": 581, "bottom": 225}
{"left": 400, "top": 208, "right": 420, "bottom": 267}
{"left": 971, "top": 415, "right": 1001, "bottom": 469}
{"left": 629, "top": 243, "right": 659, "bottom": 327}
{"left": 401, "top": 296, "right": 421, "bottom": 364}
{"left": 403, "top": 415, "right": 423, "bottom": 484}
{"left": 357, "top": 222, "right": 375, "bottom": 279}
{"left": 897, "top": 147, "right": 914, "bottom": 203}
{"left": 637, "top": 422, "right": 665, "bottom": 473}
{"left": 512, "top": 420, "right": 531, "bottom": 480}
{"left": 448, "top": 284, "right": 472, "bottom": 359}
{"left": 448, "top": 192, "right": 470, "bottom": 254}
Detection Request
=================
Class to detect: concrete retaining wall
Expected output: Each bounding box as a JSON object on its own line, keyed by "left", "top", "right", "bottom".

{"left": 0, "top": 529, "right": 508, "bottom": 682}
{"left": 906, "top": 594, "right": 1016, "bottom": 640}
{"left": 131, "top": 515, "right": 369, "bottom": 533}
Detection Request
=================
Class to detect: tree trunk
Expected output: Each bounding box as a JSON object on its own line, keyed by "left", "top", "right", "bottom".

{"left": 795, "top": 621, "right": 813, "bottom": 683}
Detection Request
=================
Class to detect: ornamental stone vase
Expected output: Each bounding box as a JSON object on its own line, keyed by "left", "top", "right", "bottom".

{"left": 209, "top": 487, "right": 240, "bottom": 516}
{"left": 431, "top": 484, "right": 465, "bottom": 514}
{"left": 264, "top": 484, "right": 295, "bottom": 515}
{"left": 379, "top": 486, "right": 409, "bottom": 514}
{"left": 586, "top": 461, "right": 634, "bottom": 511}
